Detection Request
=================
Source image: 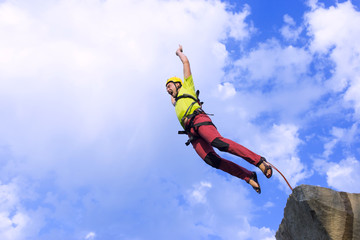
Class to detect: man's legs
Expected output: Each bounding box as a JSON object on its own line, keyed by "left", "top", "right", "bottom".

{"left": 190, "top": 114, "right": 262, "bottom": 166}
{"left": 190, "top": 137, "right": 253, "bottom": 182}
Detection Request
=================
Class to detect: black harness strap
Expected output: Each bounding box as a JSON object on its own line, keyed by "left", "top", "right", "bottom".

{"left": 193, "top": 121, "right": 215, "bottom": 132}
{"left": 178, "top": 109, "right": 216, "bottom": 146}
{"left": 175, "top": 93, "right": 198, "bottom": 102}
{"left": 181, "top": 101, "right": 197, "bottom": 124}
{"left": 176, "top": 90, "right": 204, "bottom": 124}
{"left": 175, "top": 90, "right": 203, "bottom": 104}
{"left": 175, "top": 90, "right": 214, "bottom": 146}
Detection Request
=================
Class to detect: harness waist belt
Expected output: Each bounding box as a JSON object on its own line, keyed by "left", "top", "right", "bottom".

{"left": 178, "top": 110, "right": 216, "bottom": 146}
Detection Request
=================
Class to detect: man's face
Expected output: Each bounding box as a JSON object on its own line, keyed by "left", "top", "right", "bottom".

{"left": 166, "top": 82, "right": 178, "bottom": 98}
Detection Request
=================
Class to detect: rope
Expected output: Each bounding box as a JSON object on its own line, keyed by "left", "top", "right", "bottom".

{"left": 268, "top": 162, "right": 293, "bottom": 191}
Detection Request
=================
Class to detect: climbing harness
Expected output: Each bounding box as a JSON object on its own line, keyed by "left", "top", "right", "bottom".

{"left": 176, "top": 90, "right": 214, "bottom": 146}
{"left": 178, "top": 108, "right": 215, "bottom": 146}
{"left": 176, "top": 90, "right": 204, "bottom": 123}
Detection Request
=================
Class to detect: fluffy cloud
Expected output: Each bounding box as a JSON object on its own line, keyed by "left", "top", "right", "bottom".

{"left": 84, "top": 232, "right": 96, "bottom": 240}
{"left": 322, "top": 124, "right": 359, "bottom": 159}
{"left": 280, "top": 14, "right": 303, "bottom": 42}
{"left": 218, "top": 0, "right": 360, "bottom": 192}
{"left": 344, "top": 76, "right": 360, "bottom": 117}
{"left": 217, "top": 82, "right": 236, "bottom": 100}
{"left": 304, "top": 2, "right": 360, "bottom": 192}
{"left": 306, "top": 0, "right": 360, "bottom": 118}
{"left": 256, "top": 124, "right": 310, "bottom": 189}
{"left": 181, "top": 176, "right": 275, "bottom": 240}
{"left": 0, "top": 0, "right": 248, "bottom": 182}
{"left": 227, "top": 4, "right": 254, "bottom": 40}
{"left": 186, "top": 181, "right": 212, "bottom": 205}
{"left": 0, "top": 0, "right": 263, "bottom": 239}
{"left": 232, "top": 39, "right": 311, "bottom": 85}
{"left": 0, "top": 179, "right": 45, "bottom": 240}
{"left": 326, "top": 157, "right": 360, "bottom": 193}
{"left": 221, "top": 37, "right": 323, "bottom": 125}
{"left": 237, "top": 221, "right": 275, "bottom": 240}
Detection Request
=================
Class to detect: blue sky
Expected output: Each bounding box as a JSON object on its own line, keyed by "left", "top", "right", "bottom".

{"left": 0, "top": 0, "right": 360, "bottom": 239}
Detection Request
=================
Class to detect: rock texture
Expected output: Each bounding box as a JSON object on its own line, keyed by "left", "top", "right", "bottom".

{"left": 276, "top": 185, "right": 360, "bottom": 240}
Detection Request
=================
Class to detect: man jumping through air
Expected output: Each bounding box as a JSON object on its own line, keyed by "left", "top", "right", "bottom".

{"left": 166, "top": 45, "right": 272, "bottom": 194}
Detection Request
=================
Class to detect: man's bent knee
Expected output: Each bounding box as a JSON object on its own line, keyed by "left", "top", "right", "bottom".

{"left": 204, "top": 152, "right": 221, "bottom": 169}
{"left": 211, "top": 137, "right": 229, "bottom": 152}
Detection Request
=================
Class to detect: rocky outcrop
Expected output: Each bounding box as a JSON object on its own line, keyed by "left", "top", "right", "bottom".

{"left": 276, "top": 185, "right": 360, "bottom": 240}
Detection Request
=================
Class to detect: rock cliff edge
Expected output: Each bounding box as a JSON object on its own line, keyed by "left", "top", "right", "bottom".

{"left": 276, "top": 185, "right": 360, "bottom": 240}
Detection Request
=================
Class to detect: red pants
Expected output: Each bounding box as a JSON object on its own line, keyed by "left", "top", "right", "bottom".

{"left": 186, "top": 113, "right": 262, "bottom": 182}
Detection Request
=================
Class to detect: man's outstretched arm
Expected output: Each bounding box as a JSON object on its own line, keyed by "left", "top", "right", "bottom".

{"left": 176, "top": 45, "right": 191, "bottom": 79}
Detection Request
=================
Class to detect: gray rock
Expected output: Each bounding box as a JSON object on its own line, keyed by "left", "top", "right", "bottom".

{"left": 276, "top": 184, "right": 360, "bottom": 240}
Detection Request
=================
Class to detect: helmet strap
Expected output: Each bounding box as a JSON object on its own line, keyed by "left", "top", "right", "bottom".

{"left": 174, "top": 82, "right": 181, "bottom": 96}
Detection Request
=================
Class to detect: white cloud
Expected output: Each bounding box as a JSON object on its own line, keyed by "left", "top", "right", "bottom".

{"left": 302, "top": 1, "right": 360, "bottom": 192}
{"left": 256, "top": 124, "right": 310, "bottom": 188}
{"left": 85, "top": 232, "right": 96, "bottom": 240}
{"left": 306, "top": 1, "right": 360, "bottom": 118}
{"left": 181, "top": 175, "right": 275, "bottom": 240}
{"left": 227, "top": 4, "right": 254, "bottom": 40}
{"left": 344, "top": 76, "right": 360, "bottom": 117}
{"left": 322, "top": 124, "right": 359, "bottom": 159}
{"left": 264, "top": 201, "right": 275, "bottom": 209}
{"left": 326, "top": 157, "right": 360, "bottom": 193}
{"left": 314, "top": 123, "right": 360, "bottom": 191}
{"left": 306, "top": 1, "right": 360, "bottom": 54}
{"left": 0, "top": 179, "right": 45, "bottom": 240}
{"left": 0, "top": 0, "right": 249, "bottom": 181}
{"left": 211, "top": 42, "right": 229, "bottom": 68}
{"left": 187, "top": 181, "right": 212, "bottom": 205}
{"left": 0, "top": 0, "right": 261, "bottom": 239}
{"left": 222, "top": 37, "right": 325, "bottom": 125}
{"left": 237, "top": 218, "right": 275, "bottom": 240}
{"left": 323, "top": 127, "right": 345, "bottom": 158}
{"left": 280, "top": 14, "right": 303, "bottom": 41}
{"left": 218, "top": 0, "right": 360, "bottom": 193}
{"left": 217, "top": 82, "right": 236, "bottom": 100}
{"left": 232, "top": 39, "right": 311, "bottom": 85}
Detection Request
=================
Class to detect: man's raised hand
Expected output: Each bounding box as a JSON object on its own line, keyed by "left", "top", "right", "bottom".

{"left": 176, "top": 45, "right": 183, "bottom": 56}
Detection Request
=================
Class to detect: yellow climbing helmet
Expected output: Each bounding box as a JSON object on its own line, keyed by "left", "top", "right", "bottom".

{"left": 166, "top": 77, "right": 183, "bottom": 87}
